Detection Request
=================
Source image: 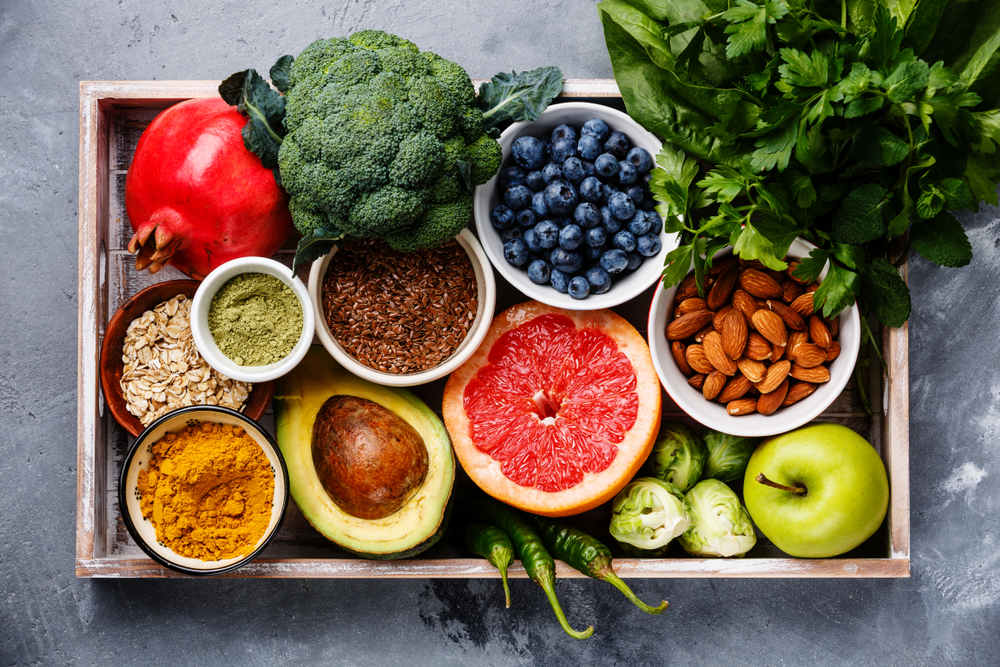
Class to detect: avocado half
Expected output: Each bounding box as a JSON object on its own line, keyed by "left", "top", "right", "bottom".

{"left": 275, "top": 347, "right": 455, "bottom": 559}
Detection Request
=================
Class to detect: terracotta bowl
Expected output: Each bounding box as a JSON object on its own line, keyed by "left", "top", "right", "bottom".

{"left": 99, "top": 280, "right": 275, "bottom": 437}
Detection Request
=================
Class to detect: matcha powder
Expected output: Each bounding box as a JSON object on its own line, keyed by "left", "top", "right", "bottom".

{"left": 208, "top": 273, "right": 303, "bottom": 366}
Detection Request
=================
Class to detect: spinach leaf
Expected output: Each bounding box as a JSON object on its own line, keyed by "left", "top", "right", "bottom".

{"left": 218, "top": 69, "right": 286, "bottom": 169}
{"left": 902, "top": 0, "right": 949, "bottom": 57}
{"left": 477, "top": 66, "right": 564, "bottom": 136}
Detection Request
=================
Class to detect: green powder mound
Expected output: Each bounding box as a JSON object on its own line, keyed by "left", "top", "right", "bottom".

{"left": 208, "top": 273, "right": 304, "bottom": 367}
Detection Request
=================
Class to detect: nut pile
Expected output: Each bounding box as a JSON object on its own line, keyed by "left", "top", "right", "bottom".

{"left": 120, "top": 294, "right": 251, "bottom": 426}
{"left": 666, "top": 257, "right": 841, "bottom": 416}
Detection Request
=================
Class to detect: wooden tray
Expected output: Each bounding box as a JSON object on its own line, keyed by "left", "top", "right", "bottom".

{"left": 77, "top": 80, "right": 910, "bottom": 578}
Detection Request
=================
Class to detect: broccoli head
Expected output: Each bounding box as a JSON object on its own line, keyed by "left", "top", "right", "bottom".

{"left": 278, "top": 30, "right": 502, "bottom": 252}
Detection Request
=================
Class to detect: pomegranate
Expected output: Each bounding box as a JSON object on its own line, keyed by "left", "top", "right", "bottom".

{"left": 125, "top": 98, "right": 293, "bottom": 279}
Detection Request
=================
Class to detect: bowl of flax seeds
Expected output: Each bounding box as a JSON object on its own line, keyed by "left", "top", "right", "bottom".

{"left": 307, "top": 229, "right": 496, "bottom": 387}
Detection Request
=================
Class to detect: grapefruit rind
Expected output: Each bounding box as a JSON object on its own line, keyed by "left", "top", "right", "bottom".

{"left": 443, "top": 301, "right": 661, "bottom": 517}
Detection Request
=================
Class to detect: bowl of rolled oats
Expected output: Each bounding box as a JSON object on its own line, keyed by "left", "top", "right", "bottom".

{"left": 100, "top": 280, "right": 274, "bottom": 437}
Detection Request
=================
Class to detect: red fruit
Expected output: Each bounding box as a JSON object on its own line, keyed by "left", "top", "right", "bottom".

{"left": 125, "top": 98, "right": 293, "bottom": 279}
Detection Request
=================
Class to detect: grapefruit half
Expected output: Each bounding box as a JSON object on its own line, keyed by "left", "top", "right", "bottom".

{"left": 443, "top": 301, "right": 661, "bottom": 517}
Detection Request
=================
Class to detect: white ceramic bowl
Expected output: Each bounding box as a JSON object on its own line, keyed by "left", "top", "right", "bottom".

{"left": 647, "top": 238, "right": 861, "bottom": 438}
{"left": 118, "top": 406, "right": 289, "bottom": 575}
{"left": 307, "top": 229, "right": 496, "bottom": 387}
{"left": 472, "top": 101, "right": 677, "bottom": 310}
{"left": 191, "top": 256, "right": 315, "bottom": 383}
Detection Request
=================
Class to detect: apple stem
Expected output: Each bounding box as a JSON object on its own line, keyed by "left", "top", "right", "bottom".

{"left": 755, "top": 473, "right": 807, "bottom": 495}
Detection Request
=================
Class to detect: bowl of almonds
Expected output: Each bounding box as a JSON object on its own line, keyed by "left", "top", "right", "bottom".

{"left": 647, "top": 238, "right": 861, "bottom": 437}
{"left": 100, "top": 280, "right": 274, "bottom": 437}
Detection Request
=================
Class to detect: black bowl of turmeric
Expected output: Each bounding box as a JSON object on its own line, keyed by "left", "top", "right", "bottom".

{"left": 119, "top": 405, "right": 289, "bottom": 575}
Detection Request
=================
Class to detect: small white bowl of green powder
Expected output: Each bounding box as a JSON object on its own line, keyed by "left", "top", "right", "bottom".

{"left": 191, "top": 257, "right": 314, "bottom": 383}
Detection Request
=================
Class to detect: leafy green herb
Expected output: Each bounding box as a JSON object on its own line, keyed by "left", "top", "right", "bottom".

{"left": 477, "top": 66, "right": 564, "bottom": 137}
{"left": 218, "top": 68, "right": 287, "bottom": 169}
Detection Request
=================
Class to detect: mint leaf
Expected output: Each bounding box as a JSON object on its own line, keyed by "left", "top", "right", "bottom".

{"left": 852, "top": 126, "right": 909, "bottom": 168}
{"left": 911, "top": 211, "right": 973, "bottom": 267}
{"left": 861, "top": 257, "right": 911, "bottom": 327}
{"left": 792, "top": 248, "right": 828, "bottom": 282}
{"left": 661, "top": 244, "right": 694, "bottom": 288}
{"left": 939, "top": 177, "right": 975, "bottom": 210}
{"left": 269, "top": 55, "right": 295, "bottom": 93}
{"left": 813, "top": 263, "right": 859, "bottom": 318}
{"left": 916, "top": 185, "right": 945, "bottom": 219}
{"left": 844, "top": 96, "right": 884, "bottom": 119}
{"left": 839, "top": 62, "right": 871, "bottom": 101}
{"left": 883, "top": 60, "right": 930, "bottom": 103}
{"left": 831, "top": 183, "right": 890, "bottom": 244}
{"left": 478, "top": 66, "right": 563, "bottom": 134}
{"left": 219, "top": 69, "right": 286, "bottom": 169}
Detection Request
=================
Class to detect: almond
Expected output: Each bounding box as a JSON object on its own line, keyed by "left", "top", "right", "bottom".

{"left": 666, "top": 310, "right": 715, "bottom": 340}
{"left": 685, "top": 344, "right": 716, "bottom": 375}
{"left": 827, "top": 315, "right": 839, "bottom": 338}
{"left": 787, "top": 331, "right": 809, "bottom": 360}
{"left": 744, "top": 332, "right": 773, "bottom": 361}
{"left": 782, "top": 280, "right": 806, "bottom": 303}
{"left": 706, "top": 256, "right": 739, "bottom": 274}
{"left": 738, "top": 257, "right": 767, "bottom": 270}
{"left": 807, "top": 281, "right": 820, "bottom": 293}
{"left": 781, "top": 381, "right": 817, "bottom": 407}
{"left": 757, "top": 360, "right": 791, "bottom": 394}
{"left": 675, "top": 274, "right": 712, "bottom": 302}
{"left": 736, "top": 357, "right": 767, "bottom": 383}
{"left": 789, "top": 363, "right": 831, "bottom": 383}
{"left": 791, "top": 342, "right": 827, "bottom": 368}
{"left": 785, "top": 260, "right": 810, "bottom": 284}
{"left": 703, "top": 371, "right": 726, "bottom": 400}
{"left": 721, "top": 310, "right": 748, "bottom": 360}
{"left": 757, "top": 379, "right": 789, "bottom": 415}
{"left": 693, "top": 325, "right": 715, "bottom": 344}
{"left": 672, "top": 341, "right": 692, "bottom": 376}
{"left": 702, "top": 331, "right": 737, "bottom": 376}
{"left": 688, "top": 373, "right": 706, "bottom": 390}
{"left": 717, "top": 373, "right": 751, "bottom": 402}
{"left": 770, "top": 341, "right": 785, "bottom": 363}
{"left": 789, "top": 292, "right": 815, "bottom": 317}
{"left": 825, "top": 340, "right": 841, "bottom": 362}
{"left": 766, "top": 299, "right": 805, "bottom": 331}
{"left": 731, "top": 289, "right": 759, "bottom": 324}
{"left": 713, "top": 305, "right": 733, "bottom": 333}
{"left": 740, "top": 268, "right": 784, "bottom": 299}
{"left": 752, "top": 309, "right": 787, "bottom": 348}
{"left": 707, "top": 263, "right": 739, "bottom": 310}
{"left": 675, "top": 297, "right": 709, "bottom": 317}
{"left": 809, "top": 315, "right": 832, "bottom": 349}
{"left": 727, "top": 398, "right": 758, "bottom": 416}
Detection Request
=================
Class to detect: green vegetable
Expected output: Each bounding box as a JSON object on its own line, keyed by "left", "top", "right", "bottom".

{"left": 529, "top": 514, "right": 668, "bottom": 615}
{"left": 701, "top": 428, "right": 759, "bottom": 484}
{"left": 678, "top": 479, "right": 757, "bottom": 558}
{"left": 218, "top": 69, "right": 286, "bottom": 177}
{"left": 609, "top": 478, "right": 689, "bottom": 557}
{"left": 464, "top": 522, "right": 514, "bottom": 608}
{"left": 598, "top": 0, "right": 1000, "bottom": 327}
{"left": 477, "top": 66, "right": 564, "bottom": 137}
{"left": 470, "top": 497, "right": 593, "bottom": 640}
{"left": 650, "top": 420, "right": 707, "bottom": 491}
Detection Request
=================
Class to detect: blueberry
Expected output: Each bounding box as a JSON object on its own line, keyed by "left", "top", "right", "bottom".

{"left": 573, "top": 202, "right": 601, "bottom": 230}
{"left": 531, "top": 191, "right": 549, "bottom": 217}
{"left": 543, "top": 181, "right": 578, "bottom": 216}
{"left": 512, "top": 136, "right": 547, "bottom": 170}
{"left": 603, "top": 131, "right": 630, "bottom": 159}
{"left": 626, "top": 184, "right": 645, "bottom": 205}
{"left": 551, "top": 138, "right": 578, "bottom": 162}
{"left": 628, "top": 210, "right": 651, "bottom": 235}
{"left": 577, "top": 134, "right": 602, "bottom": 161}
{"left": 585, "top": 267, "right": 612, "bottom": 294}
{"left": 551, "top": 124, "right": 577, "bottom": 143}
{"left": 490, "top": 204, "right": 515, "bottom": 230}
{"left": 608, "top": 191, "right": 636, "bottom": 220}
{"left": 534, "top": 219, "right": 560, "bottom": 249}
{"left": 501, "top": 227, "right": 523, "bottom": 243}
{"left": 582, "top": 160, "right": 597, "bottom": 177}
{"left": 549, "top": 216, "right": 570, "bottom": 228}
{"left": 600, "top": 206, "right": 621, "bottom": 234}
{"left": 550, "top": 269, "right": 570, "bottom": 293}
{"left": 525, "top": 170, "right": 546, "bottom": 191}
{"left": 527, "top": 259, "right": 552, "bottom": 284}
{"left": 599, "top": 183, "right": 618, "bottom": 206}
{"left": 581, "top": 118, "right": 611, "bottom": 143}
{"left": 636, "top": 232, "right": 662, "bottom": 257}
{"left": 550, "top": 248, "right": 583, "bottom": 273}
{"left": 579, "top": 176, "right": 602, "bottom": 203}
{"left": 585, "top": 226, "right": 607, "bottom": 247}
{"left": 562, "top": 157, "right": 585, "bottom": 183}
{"left": 516, "top": 208, "right": 537, "bottom": 228}
{"left": 612, "top": 230, "right": 637, "bottom": 252}
{"left": 558, "top": 224, "right": 584, "bottom": 251}
{"left": 541, "top": 162, "right": 564, "bottom": 184}
{"left": 645, "top": 212, "right": 663, "bottom": 235}
{"left": 583, "top": 243, "right": 605, "bottom": 260}
{"left": 626, "top": 146, "right": 653, "bottom": 173}
{"left": 640, "top": 195, "right": 657, "bottom": 212}
{"left": 617, "top": 160, "right": 638, "bottom": 185}
{"left": 503, "top": 239, "right": 530, "bottom": 266}
{"left": 504, "top": 184, "right": 533, "bottom": 211}
{"left": 568, "top": 276, "right": 590, "bottom": 299}
{"left": 600, "top": 249, "right": 629, "bottom": 275}
{"left": 594, "top": 153, "right": 618, "bottom": 178}
{"left": 498, "top": 166, "right": 526, "bottom": 189}
{"left": 523, "top": 227, "right": 543, "bottom": 253}
{"left": 626, "top": 251, "right": 644, "bottom": 270}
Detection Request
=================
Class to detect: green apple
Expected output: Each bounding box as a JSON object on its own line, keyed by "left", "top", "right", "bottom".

{"left": 743, "top": 423, "right": 889, "bottom": 558}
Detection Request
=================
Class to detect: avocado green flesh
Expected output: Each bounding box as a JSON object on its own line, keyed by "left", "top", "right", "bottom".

{"left": 275, "top": 347, "right": 455, "bottom": 559}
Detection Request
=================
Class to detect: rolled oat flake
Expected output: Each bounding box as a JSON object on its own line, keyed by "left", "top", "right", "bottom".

{"left": 208, "top": 273, "right": 303, "bottom": 366}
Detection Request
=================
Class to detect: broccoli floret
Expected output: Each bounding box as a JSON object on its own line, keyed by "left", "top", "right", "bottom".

{"left": 279, "top": 31, "right": 501, "bottom": 254}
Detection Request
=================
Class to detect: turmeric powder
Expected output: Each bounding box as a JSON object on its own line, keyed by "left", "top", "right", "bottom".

{"left": 137, "top": 421, "right": 275, "bottom": 561}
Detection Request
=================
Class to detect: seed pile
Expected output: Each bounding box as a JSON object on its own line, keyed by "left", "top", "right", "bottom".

{"left": 322, "top": 239, "right": 478, "bottom": 374}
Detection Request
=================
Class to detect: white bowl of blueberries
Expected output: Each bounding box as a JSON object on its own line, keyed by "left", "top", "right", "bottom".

{"left": 472, "top": 101, "right": 676, "bottom": 309}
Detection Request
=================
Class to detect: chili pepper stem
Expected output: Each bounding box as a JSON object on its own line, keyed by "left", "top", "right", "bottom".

{"left": 537, "top": 575, "right": 594, "bottom": 640}
{"left": 596, "top": 564, "right": 668, "bottom": 615}
{"left": 500, "top": 564, "right": 511, "bottom": 609}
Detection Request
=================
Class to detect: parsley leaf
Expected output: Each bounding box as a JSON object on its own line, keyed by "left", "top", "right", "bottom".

{"left": 791, "top": 248, "right": 829, "bottom": 282}
{"left": 813, "top": 263, "right": 859, "bottom": 318}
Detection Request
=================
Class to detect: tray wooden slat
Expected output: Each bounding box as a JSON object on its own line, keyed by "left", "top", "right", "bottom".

{"left": 77, "top": 80, "right": 910, "bottom": 578}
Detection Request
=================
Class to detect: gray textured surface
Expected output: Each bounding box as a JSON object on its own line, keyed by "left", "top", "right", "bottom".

{"left": 2, "top": 1, "right": 999, "bottom": 664}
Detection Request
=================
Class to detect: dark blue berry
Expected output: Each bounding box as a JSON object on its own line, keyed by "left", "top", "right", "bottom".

{"left": 573, "top": 202, "right": 601, "bottom": 230}
{"left": 550, "top": 248, "right": 583, "bottom": 274}
{"left": 600, "top": 249, "right": 628, "bottom": 275}
{"left": 612, "top": 230, "right": 637, "bottom": 252}
{"left": 581, "top": 118, "right": 610, "bottom": 143}
{"left": 534, "top": 220, "right": 560, "bottom": 249}
{"left": 504, "top": 184, "right": 533, "bottom": 211}
{"left": 550, "top": 269, "right": 570, "bottom": 293}
{"left": 628, "top": 210, "right": 651, "bottom": 235}
{"left": 549, "top": 216, "right": 570, "bottom": 228}
{"left": 582, "top": 160, "right": 597, "bottom": 177}
{"left": 594, "top": 153, "right": 618, "bottom": 178}
{"left": 525, "top": 170, "right": 546, "bottom": 191}
{"left": 498, "top": 166, "right": 526, "bottom": 189}
{"left": 585, "top": 226, "right": 607, "bottom": 247}
{"left": 626, "top": 147, "right": 653, "bottom": 173}
{"left": 645, "top": 212, "right": 663, "bottom": 235}
{"left": 568, "top": 276, "right": 590, "bottom": 299}
{"left": 490, "top": 204, "right": 515, "bottom": 230}
{"left": 579, "top": 176, "right": 602, "bottom": 203}
{"left": 527, "top": 259, "right": 552, "bottom": 284}
{"left": 512, "top": 136, "right": 546, "bottom": 170}
{"left": 585, "top": 267, "right": 612, "bottom": 294}
{"left": 531, "top": 191, "right": 549, "bottom": 217}
{"left": 608, "top": 191, "right": 636, "bottom": 220}
{"left": 583, "top": 243, "right": 605, "bottom": 260}
{"left": 636, "top": 232, "right": 662, "bottom": 257}
{"left": 617, "top": 160, "right": 638, "bottom": 185}
{"left": 562, "top": 157, "right": 585, "bottom": 183}
{"left": 640, "top": 195, "right": 657, "bottom": 211}
{"left": 523, "top": 227, "right": 544, "bottom": 253}
{"left": 558, "top": 224, "right": 583, "bottom": 251}
{"left": 599, "top": 182, "right": 618, "bottom": 206}
{"left": 516, "top": 208, "right": 537, "bottom": 228}
{"left": 603, "top": 131, "right": 630, "bottom": 159}
{"left": 577, "top": 135, "right": 601, "bottom": 160}
{"left": 503, "top": 239, "right": 530, "bottom": 266}
{"left": 626, "top": 251, "right": 644, "bottom": 271}
{"left": 626, "top": 184, "right": 645, "bottom": 205}
{"left": 543, "top": 181, "right": 578, "bottom": 216}
{"left": 501, "top": 227, "right": 523, "bottom": 243}
{"left": 551, "top": 124, "right": 577, "bottom": 143}
{"left": 541, "top": 162, "right": 564, "bottom": 184}
{"left": 600, "top": 206, "right": 621, "bottom": 234}
{"left": 550, "top": 138, "right": 578, "bottom": 162}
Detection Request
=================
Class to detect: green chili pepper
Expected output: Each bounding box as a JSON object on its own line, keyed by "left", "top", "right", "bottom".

{"left": 464, "top": 522, "right": 514, "bottom": 608}
{"left": 470, "top": 497, "right": 593, "bottom": 640}
{"left": 529, "top": 515, "right": 668, "bottom": 615}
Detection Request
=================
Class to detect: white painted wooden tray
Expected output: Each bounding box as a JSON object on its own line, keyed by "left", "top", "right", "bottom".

{"left": 77, "top": 80, "right": 910, "bottom": 578}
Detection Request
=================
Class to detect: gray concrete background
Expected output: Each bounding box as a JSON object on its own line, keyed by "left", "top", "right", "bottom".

{"left": 2, "top": 1, "right": 998, "bottom": 664}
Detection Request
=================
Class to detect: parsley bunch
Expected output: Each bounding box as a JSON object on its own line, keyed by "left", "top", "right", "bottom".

{"left": 599, "top": 0, "right": 1000, "bottom": 327}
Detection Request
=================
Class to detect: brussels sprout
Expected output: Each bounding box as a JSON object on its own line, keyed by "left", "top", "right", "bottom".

{"left": 677, "top": 479, "right": 756, "bottom": 557}
{"left": 702, "top": 428, "right": 759, "bottom": 484}
{"left": 610, "top": 478, "right": 690, "bottom": 555}
{"left": 650, "top": 420, "right": 707, "bottom": 492}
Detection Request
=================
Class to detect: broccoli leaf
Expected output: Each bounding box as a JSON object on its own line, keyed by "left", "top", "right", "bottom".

{"left": 269, "top": 55, "right": 295, "bottom": 93}
{"left": 861, "top": 257, "right": 911, "bottom": 327}
{"left": 478, "top": 66, "right": 563, "bottom": 136}
{"left": 218, "top": 69, "right": 286, "bottom": 168}
{"left": 910, "top": 211, "right": 973, "bottom": 267}
{"left": 293, "top": 227, "right": 347, "bottom": 275}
